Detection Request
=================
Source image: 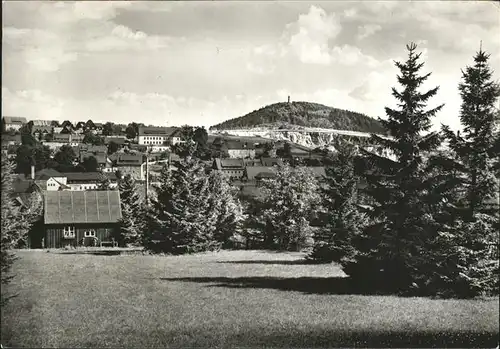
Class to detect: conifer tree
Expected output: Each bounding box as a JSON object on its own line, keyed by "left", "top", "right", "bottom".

{"left": 147, "top": 158, "right": 219, "bottom": 254}
{"left": 260, "top": 164, "right": 320, "bottom": 251}
{"left": 426, "top": 48, "right": 500, "bottom": 297}
{"left": 346, "top": 43, "right": 444, "bottom": 295}
{"left": 442, "top": 48, "right": 500, "bottom": 220}
{"left": 116, "top": 174, "right": 144, "bottom": 246}
{"left": 207, "top": 171, "right": 244, "bottom": 248}
{"left": 1, "top": 155, "right": 31, "bottom": 306}
{"left": 308, "top": 141, "right": 364, "bottom": 263}
{"left": 97, "top": 174, "right": 112, "bottom": 191}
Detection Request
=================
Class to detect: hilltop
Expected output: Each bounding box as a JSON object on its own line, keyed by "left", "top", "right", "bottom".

{"left": 210, "top": 101, "right": 386, "bottom": 134}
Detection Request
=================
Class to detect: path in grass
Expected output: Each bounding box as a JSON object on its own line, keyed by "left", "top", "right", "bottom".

{"left": 1, "top": 250, "right": 498, "bottom": 348}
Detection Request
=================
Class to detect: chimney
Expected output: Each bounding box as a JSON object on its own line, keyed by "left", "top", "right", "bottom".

{"left": 288, "top": 96, "right": 290, "bottom": 104}
{"left": 31, "top": 165, "right": 35, "bottom": 180}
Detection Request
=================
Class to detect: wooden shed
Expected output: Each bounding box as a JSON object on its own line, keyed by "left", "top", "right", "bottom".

{"left": 43, "top": 190, "right": 122, "bottom": 248}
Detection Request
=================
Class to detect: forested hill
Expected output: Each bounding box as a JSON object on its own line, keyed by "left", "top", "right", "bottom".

{"left": 210, "top": 101, "right": 386, "bottom": 134}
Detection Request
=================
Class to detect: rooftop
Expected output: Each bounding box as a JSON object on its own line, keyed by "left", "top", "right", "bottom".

{"left": 3, "top": 116, "right": 27, "bottom": 124}
{"left": 138, "top": 126, "right": 179, "bottom": 137}
{"left": 44, "top": 190, "right": 122, "bottom": 224}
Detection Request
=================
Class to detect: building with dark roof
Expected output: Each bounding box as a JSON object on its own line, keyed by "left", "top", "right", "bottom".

{"left": 61, "top": 172, "right": 116, "bottom": 191}
{"left": 113, "top": 153, "right": 145, "bottom": 180}
{"left": 138, "top": 126, "right": 181, "bottom": 146}
{"left": 213, "top": 158, "right": 246, "bottom": 179}
{"left": 221, "top": 141, "right": 256, "bottom": 159}
{"left": 212, "top": 157, "right": 283, "bottom": 180}
{"left": 43, "top": 190, "right": 122, "bottom": 248}
{"left": 2, "top": 116, "right": 27, "bottom": 132}
{"left": 245, "top": 166, "right": 278, "bottom": 181}
{"left": 104, "top": 136, "right": 127, "bottom": 145}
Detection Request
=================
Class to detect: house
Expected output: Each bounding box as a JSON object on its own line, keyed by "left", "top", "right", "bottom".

{"left": 138, "top": 126, "right": 181, "bottom": 146}
{"left": 70, "top": 134, "right": 85, "bottom": 145}
{"left": 62, "top": 172, "right": 116, "bottom": 191}
{"left": 42, "top": 142, "right": 70, "bottom": 151}
{"left": 2, "top": 116, "right": 27, "bottom": 132}
{"left": 244, "top": 166, "right": 278, "bottom": 181}
{"left": 34, "top": 168, "right": 64, "bottom": 181}
{"left": 80, "top": 152, "right": 108, "bottom": 168}
{"left": 148, "top": 144, "right": 170, "bottom": 153}
{"left": 51, "top": 133, "right": 84, "bottom": 146}
{"left": 53, "top": 127, "right": 64, "bottom": 134}
{"left": 60, "top": 120, "right": 74, "bottom": 130}
{"left": 113, "top": 153, "right": 144, "bottom": 180}
{"left": 78, "top": 144, "right": 108, "bottom": 154}
{"left": 60, "top": 125, "right": 73, "bottom": 134}
{"left": 75, "top": 121, "right": 86, "bottom": 130}
{"left": 128, "top": 144, "right": 148, "bottom": 152}
{"left": 1, "top": 134, "right": 22, "bottom": 147}
{"left": 213, "top": 158, "right": 246, "bottom": 180}
{"left": 222, "top": 141, "right": 256, "bottom": 159}
{"left": 52, "top": 133, "right": 72, "bottom": 143}
{"left": 31, "top": 120, "right": 55, "bottom": 127}
{"left": 43, "top": 190, "right": 122, "bottom": 248}
{"left": 104, "top": 136, "right": 127, "bottom": 145}
{"left": 31, "top": 125, "right": 53, "bottom": 141}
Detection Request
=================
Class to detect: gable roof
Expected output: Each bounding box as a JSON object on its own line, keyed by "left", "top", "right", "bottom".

{"left": 44, "top": 190, "right": 122, "bottom": 224}
{"left": 104, "top": 136, "right": 127, "bottom": 145}
{"left": 115, "top": 153, "right": 144, "bottom": 166}
{"left": 80, "top": 152, "right": 107, "bottom": 165}
{"left": 35, "top": 168, "right": 64, "bottom": 180}
{"left": 3, "top": 116, "right": 27, "bottom": 124}
{"left": 79, "top": 144, "right": 107, "bottom": 153}
{"left": 32, "top": 120, "right": 55, "bottom": 126}
{"left": 128, "top": 144, "right": 148, "bottom": 151}
{"left": 245, "top": 166, "right": 277, "bottom": 180}
{"left": 260, "top": 157, "right": 283, "bottom": 167}
{"left": 138, "top": 126, "right": 179, "bottom": 137}
{"left": 63, "top": 172, "right": 105, "bottom": 182}
{"left": 31, "top": 125, "right": 53, "bottom": 134}
{"left": 223, "top": 141, "right": 256, "bottom": 150}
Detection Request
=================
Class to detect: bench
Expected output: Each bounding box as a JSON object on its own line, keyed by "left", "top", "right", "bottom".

{"left": 100, "top": 241, "right": 118, "bottom": 248}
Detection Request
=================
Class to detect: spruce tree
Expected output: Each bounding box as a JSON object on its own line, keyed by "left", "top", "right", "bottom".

{"left": 442, "top": 48, "right": 500, "bottom": 220}
{"left": 260, "top": 164, "right": 320, "bottom": 251}
{"left": 207, "top": 171, "right": 244, "bottom": 248}
{"left": 116, "top": 174, "right": 144, "bottom": 246}
{"left": 346, "top": 43, "right": 444, "bottom": 295}
{"left": 427, "top": 48, "right": 500, "bottom": 297}
{"left": 97, "top": 174, "right": 112, "bottom": 191}
{"left": 147, "top": 158, "right": 219, "bottom": 254}
{"left": 1, "top": 155, "right": 29, "bottom": 306}
{"left": 308, "top": 141, "right": 364, "bottom": 263}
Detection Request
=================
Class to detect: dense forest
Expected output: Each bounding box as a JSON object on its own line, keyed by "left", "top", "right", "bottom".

{"left": 210, "top": 101, "right": 386, "bottom": 134}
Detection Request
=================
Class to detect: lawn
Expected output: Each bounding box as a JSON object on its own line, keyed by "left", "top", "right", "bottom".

{"left": 1, "top": 249, "right": 498, "bottom": 348}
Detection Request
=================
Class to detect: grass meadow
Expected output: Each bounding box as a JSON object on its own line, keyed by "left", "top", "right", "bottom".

{"left": 1, "top": 249, "right": 498, "bottom": 348}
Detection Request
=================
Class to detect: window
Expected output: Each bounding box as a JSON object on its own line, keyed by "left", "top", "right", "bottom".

{"left": 84, "top": 230, "right": 96, "bottom": 237}
{"left": 63, "top": 226, "right": 75, "bottom": 238}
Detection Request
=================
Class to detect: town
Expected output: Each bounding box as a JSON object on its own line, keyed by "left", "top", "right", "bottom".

{"left": 1, "top": 113, "right": 341, "bottom": 249}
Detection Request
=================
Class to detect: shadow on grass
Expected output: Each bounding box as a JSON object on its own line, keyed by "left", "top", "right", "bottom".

{"left": 160, "top": 276, "right": 373, "bottom": 295}
{"left": 216, "top": 259, "right": 322, "bottom": 265}
{"left": 229, "top": 329, "right": 499, "bottom": 348}
{"left": 56, "top": 250, "right": 123, "bottom": 256}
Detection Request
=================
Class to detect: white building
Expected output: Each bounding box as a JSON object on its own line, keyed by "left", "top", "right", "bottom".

{"left": 138, "top": 126, "right": 181, "bottom": 146}
{"left": 2, "top": 116, "right": 27, "bottom": 132}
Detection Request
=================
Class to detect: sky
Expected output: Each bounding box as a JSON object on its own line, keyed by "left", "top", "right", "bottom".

{"left": 2, "top": 1, "right": 499, "bottom": 130}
